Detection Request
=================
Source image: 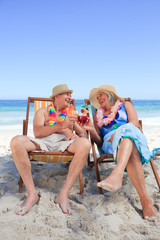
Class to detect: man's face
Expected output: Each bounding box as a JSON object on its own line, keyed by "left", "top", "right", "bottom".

{"left": 55, "top": 92, "right": 72, "bottom": 107}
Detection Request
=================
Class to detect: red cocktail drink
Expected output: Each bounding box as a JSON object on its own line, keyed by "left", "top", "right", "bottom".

{"left": 78, "top": 115, "right": 88, "bottom": 124}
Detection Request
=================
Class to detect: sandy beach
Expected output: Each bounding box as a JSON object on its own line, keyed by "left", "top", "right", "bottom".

{"left": 0, "top": 127, "right": 160, "bottom": 240}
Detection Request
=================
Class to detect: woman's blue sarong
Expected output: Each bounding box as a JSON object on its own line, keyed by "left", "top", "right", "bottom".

{"left": 98, "top": 103, "right": 159, "bottom": 164}
{"left": 102, "top": 123, "right": 160, "bottom": 165}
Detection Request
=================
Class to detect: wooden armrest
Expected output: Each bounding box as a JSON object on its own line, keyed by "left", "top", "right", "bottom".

{"left": 23, "top": 120, "right": 26, "bottom": 135}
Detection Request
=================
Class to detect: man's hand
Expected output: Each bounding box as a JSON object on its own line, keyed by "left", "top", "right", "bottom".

{"left": 62, "top": 115, "right": 77, "bottom": 130}
{"left": 67, "top": 133, "right": 79, "bottom": 141}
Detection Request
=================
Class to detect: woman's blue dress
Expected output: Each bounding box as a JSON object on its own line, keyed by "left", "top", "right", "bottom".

{"left": 99, "top": 103, "right": 159, "bottom": 164}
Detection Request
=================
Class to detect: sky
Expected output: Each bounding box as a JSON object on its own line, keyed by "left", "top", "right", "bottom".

{"left": 0, "top": 0, "right": 160, "bottom": 100}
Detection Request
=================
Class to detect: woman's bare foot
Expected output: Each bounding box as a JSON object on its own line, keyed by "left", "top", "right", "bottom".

{"left": 97, "top": 170, "right": 123, "bottom": 192}
{"left": 16, "top": 192, "right": 40, "bottom": 216}
{"left": 97, "top": 181, "right": 122, "bottom": 191}
{"left": 141, "top": 198, "right": 157, "bottom": 219}
{"left": 55, "top": 195, "right": 72, "bottom": 215}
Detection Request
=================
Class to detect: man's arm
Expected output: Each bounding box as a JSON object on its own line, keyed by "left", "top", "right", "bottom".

{"left": 73, "top": 122, "right": 88, "bottom": 138}
{"left": 33, "top": 108, "right": 76, "bottom": 138}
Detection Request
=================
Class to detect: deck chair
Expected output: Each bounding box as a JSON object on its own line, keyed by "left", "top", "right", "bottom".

{"left": 84, "top": 98, "right": 160, "bottom": 194}
{"left": 19, "top": 97, "right": 84, "bottom": 194}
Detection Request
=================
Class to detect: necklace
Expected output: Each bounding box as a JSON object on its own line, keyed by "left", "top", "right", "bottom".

{"left": 47, "top": 104, "right": 74, "bottom": 125}
{"left": 96, "top": 99, "right": 123, "bottom": 127}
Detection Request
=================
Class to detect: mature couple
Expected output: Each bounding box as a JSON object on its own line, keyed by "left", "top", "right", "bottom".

{"left": 10, "top": 84, "right": 159, "bottom": 219}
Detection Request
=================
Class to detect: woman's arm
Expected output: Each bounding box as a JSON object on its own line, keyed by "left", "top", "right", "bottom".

{"left": 124, "top": 101, "right": 141, "bottom": 129}
{"left": 84, "top": 114, "right": 102, "bottom": 146}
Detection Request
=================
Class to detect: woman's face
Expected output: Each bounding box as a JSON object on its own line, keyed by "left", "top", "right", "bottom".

{"left": 97, "top": 92, "right": 110, "bottom": 108}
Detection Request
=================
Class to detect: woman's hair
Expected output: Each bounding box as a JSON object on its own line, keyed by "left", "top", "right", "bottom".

{"left": 103, "top": 91, "right": 118, "bottom": 106}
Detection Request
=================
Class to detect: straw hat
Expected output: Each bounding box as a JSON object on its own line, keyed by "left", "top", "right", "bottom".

{"left": 89, "top": 84, "right": 121, "bottom": 109}
{"left": 50, "top": 84, "right": 73, "bottom": 98}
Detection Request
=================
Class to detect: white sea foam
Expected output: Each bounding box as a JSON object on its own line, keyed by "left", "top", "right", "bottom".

{"left": 140, "top": 116, "right": 160, "bottom": 127}
{"left": 0, "top": 124, "right": 33, "bottom": 131}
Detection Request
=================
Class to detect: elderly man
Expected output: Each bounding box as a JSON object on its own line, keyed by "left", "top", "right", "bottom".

{"left": 10, "top": 84, "right": 91, "bottom": 215}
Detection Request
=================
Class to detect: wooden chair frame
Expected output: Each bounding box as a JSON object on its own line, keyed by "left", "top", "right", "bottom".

{"left": 85, "top": 98, "right": 160, "bottom": 194}
{"left": 19, "top": 97, "right": 84, "bottom": 194}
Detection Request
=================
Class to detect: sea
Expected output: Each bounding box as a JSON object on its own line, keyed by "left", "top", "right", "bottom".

{"left": 0, "top": 99, "right": 160, "bottom": 130}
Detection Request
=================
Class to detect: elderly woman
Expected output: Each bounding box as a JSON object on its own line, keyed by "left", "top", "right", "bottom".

{"left": 85, "top": 85, "right": 159, "bottom": 219}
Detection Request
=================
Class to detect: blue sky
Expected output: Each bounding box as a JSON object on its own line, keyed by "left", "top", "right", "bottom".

{"left": 0, "top": 0, "right": 160, "bottom": 100}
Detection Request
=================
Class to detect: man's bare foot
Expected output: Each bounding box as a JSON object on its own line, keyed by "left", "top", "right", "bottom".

{"left": 16, "top": 192, "right": 40, "bottom": 216}
{"left": 142, "top": 199, "right": 157, "bottom": 219}
{"left": 55, "top": 195, "right": 72, "bottom": 215}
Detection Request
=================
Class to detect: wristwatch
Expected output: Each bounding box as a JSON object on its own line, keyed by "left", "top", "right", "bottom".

{"left": 79, "top": 133, "right": 85, "bottom": 137}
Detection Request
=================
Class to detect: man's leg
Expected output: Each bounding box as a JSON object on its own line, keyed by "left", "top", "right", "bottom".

{"left": 55, "top": 138, "right": 91, "bottom": 214}
{"left": 97, "top": 138, "right": 133, "bottom": 191}
{"left": 10, "top": 135, "right": 40, "bottom": 215}
{"left": 126, "top": 144, "right": 156, "bottom": 219}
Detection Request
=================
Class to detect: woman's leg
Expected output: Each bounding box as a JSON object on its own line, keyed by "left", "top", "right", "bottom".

{"left": 97, "top": 138, "right": 134, "bottom": 191}
{"left": 126, "top": 144, "right": 156, "bottom": 219}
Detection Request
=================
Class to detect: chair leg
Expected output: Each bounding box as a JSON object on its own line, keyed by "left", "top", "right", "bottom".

{"left": 150, "top": 158, "right": 160, "bottom": 193}
{"left": 92, "top": 143, "right": 103, "bottom": 194}
{"left": 87, "top": 154, "right": 94, "bottom": 167}
{"left": 78, "top": 172, "right": 84, "bottom": 194}
{"left": 19, "top": 176, "right": 23, "bottom": 193}
{"left": 94, "top": 159, "right": 103, "bottom": 194}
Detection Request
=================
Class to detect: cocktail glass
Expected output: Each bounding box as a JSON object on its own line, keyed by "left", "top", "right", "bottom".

{"left": 78, "top": 115, "right": 88, "bottom": 125}
{"left": 74, "top": 110, "right": 79, "bottom": 120}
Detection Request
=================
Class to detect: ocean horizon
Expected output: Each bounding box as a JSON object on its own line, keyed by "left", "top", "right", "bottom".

{"left": 1, "top": 99, "right": 160, "bottom": 130}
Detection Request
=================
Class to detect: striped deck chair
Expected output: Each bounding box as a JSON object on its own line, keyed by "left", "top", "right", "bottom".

{"left": 84, "top": 98, "right": 160, "bottom": 194}
{"left": 19, "top": 97, "right": 84, "bottom": 194}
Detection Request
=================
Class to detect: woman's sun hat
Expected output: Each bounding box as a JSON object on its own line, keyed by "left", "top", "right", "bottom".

{"left": 50, "top": 84, "right": 73, "bottom": 98}
{"left": 89, "top": 84, "right": 121, "bottom": 109}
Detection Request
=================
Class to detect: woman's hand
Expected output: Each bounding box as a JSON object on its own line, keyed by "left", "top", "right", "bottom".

{"left": 83, "top": 117, "right": 94, "bottom": 132}
{"left": 107, "top": 134, "right": 114, "bottom": 143}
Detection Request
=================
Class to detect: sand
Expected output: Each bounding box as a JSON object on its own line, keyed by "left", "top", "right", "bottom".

{"left": 0, "top": 126, "right": 160, "bottom": 240}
